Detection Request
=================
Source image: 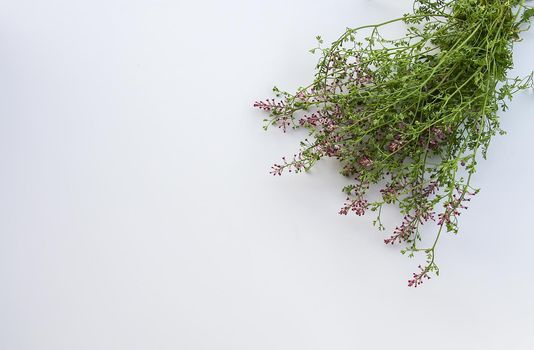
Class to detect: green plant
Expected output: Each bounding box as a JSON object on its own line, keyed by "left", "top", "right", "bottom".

{"left": 254, "top": 0, "right": 533, "bottom": 286}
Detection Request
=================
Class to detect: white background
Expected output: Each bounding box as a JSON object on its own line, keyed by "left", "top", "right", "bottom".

{"left": 1, "top": 1, "right": 534, "bottom": 349}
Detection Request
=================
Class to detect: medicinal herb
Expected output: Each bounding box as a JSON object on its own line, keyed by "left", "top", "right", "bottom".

{"left": 254, "top": 0, "right": 533, "bottom": 286}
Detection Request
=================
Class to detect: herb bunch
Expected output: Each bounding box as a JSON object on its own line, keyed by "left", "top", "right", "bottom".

{"left": 255, "top": 0, "right": 533, "bottom": 286}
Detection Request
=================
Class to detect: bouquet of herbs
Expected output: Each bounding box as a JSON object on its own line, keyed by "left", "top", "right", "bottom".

{"left": 254, "top": 0, "right": 533, "bottom": 286}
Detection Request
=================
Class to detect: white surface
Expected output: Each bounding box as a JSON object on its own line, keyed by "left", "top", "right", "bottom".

{"left": 1, "top": 1, "right": 533, "bottom": 349}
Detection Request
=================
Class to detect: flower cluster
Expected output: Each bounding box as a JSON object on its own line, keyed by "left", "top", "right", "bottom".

{"left": 407, "top": 265, "right": 432, "bottom": 288}
{"left": 253, "top": 99, "right": 292, "bottom": 132}
{"left": 437, "top": 186, "right": 478, "bottom": 233}
{"left": 339, "top": 198, "right": 368, "bottom": 216}
{"left": 270, "top": 154, "right": 309, "bottom": 176}
{"left": 384, "top": 181, "right": 438, "bottom": 245}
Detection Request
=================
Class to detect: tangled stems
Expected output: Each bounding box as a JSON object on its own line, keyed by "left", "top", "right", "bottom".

{"left": 255, "top": 0, "right": 533, "bottom": 286}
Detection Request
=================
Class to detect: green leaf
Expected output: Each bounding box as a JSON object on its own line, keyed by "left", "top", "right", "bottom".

{"left": 522, "top": 8, "right": 534, "bottom": 23}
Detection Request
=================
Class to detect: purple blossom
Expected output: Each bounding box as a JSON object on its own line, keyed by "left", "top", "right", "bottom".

{"left": 358, "top": 156, "right": 373, "bottom": 168}
{"left": 408, "top": 265, "right": 431, "bottom": 287}
{"left": 339, "top": 197, "right": 369, "bottom": 216}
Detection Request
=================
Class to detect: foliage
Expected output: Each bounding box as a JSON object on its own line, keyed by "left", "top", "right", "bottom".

{"left": 254, "top": 0, "right": 533, "bottom": 286}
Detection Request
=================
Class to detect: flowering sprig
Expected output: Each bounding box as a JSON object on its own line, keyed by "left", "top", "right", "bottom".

{"left": 270, "top": 153, "right": 311, "bottom": 175}
{"left": 255, "top": 0, "right": 533, "bottom": 286}
{"left": 408, "top": 265, "right": 433, "bottom": 288}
